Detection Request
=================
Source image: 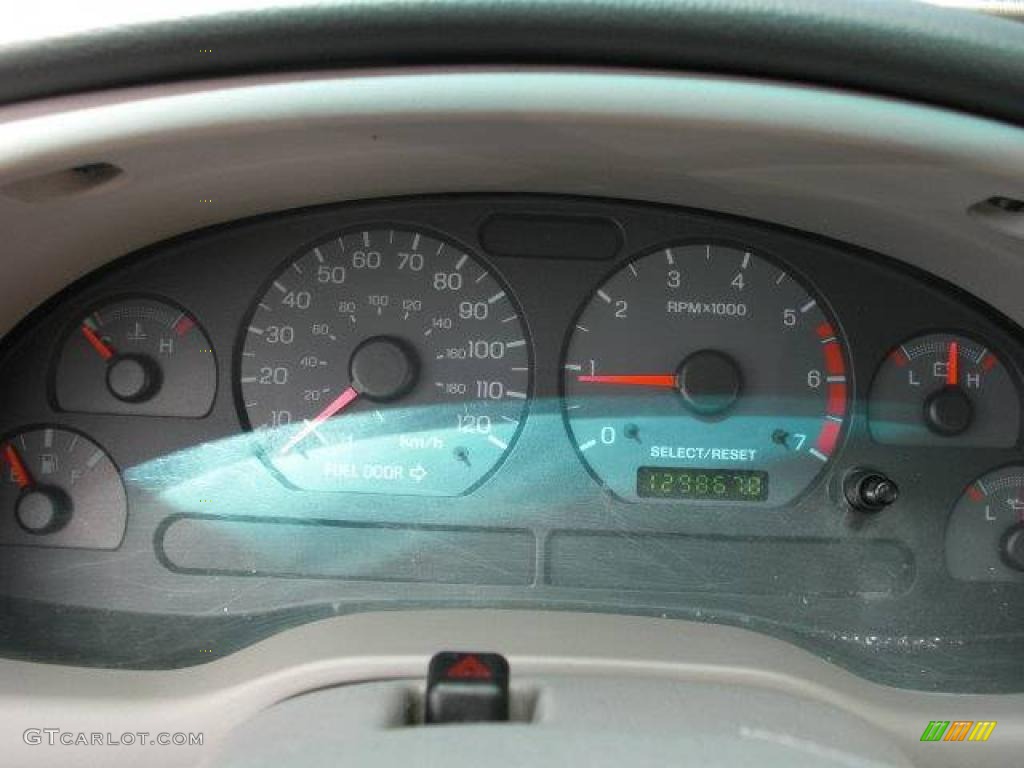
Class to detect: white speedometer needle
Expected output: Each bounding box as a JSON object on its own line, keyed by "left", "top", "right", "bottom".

{"left": 278, "top": 385, "right": 360, "bottom": 456}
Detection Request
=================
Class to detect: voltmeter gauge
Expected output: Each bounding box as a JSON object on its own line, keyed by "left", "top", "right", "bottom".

{"left": 869, "top": 333, "right": 1019, "bottom": 447}
{"left": 946, "top": 466, "right": 1024, "bottom": 581}
{"left": 54, "top": 297, "right": 217, "bottom": 417}
{"left": 0, "top": 426, "right": 126, "bottom": 549}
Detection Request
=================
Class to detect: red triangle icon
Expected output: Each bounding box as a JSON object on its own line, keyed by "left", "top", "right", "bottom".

{"left": 445, "top": 654, "right": 493, "bottom": 680}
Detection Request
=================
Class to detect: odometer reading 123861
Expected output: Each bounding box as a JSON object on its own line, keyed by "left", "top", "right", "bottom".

{"left": 563, "top": 243, "right": 849, "bottom": 506}
{"left": 239, "top": 227, "right": 531, "bottom": 496}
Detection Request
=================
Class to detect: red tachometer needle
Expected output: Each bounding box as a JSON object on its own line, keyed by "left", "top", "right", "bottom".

{"left": 278, "top": 385, "right": 361, "bottom": 455}
{"left": 577, "top": 374, "right": 677, "bottom": 388}
{"left": 81, "top": 324, "right": 116, "bottom": 361}
{"left": 2, "top": 443, "right": 33, "bottom": 489}
{"left": 947, "top": 341, "right": 959, "bottom": 387}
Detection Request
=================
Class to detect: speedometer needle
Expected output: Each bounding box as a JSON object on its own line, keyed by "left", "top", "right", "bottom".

{"left": 278, "top": 385, "right": 360, "bottom": 456}
{"left": 577, "top": 374, "right": 677, "bottom": 388}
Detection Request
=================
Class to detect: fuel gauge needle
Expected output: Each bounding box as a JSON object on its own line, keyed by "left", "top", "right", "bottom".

{"left": 81, "top": 323, "right": 115, "bottom": 361}
{"left": 947, "top": 341, "right": 960, "bottom": 387}
{"left": 577, "top": 374, "right": 677, "bottom": 388}
{"left": 2, "top": 443, "right": 33, "bottom": 489}
{"left": 278, "top": 385, "right": 361, "bottom": 456}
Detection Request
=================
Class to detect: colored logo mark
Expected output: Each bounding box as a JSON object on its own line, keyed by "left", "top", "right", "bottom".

{"left": 920, "top": 720, "right": 996, "bottom": 742}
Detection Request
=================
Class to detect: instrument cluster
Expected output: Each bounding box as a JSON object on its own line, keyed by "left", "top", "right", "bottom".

{"left": 1, "top": 195, "right": 1022, "bottom": 683}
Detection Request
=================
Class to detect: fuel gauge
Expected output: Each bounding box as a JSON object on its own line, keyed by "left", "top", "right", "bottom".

{"left": 54, "top": 297, "right": 216, "bottom": 417}
{"left": 0, "top": 426, "right": 126, "bottom": 549}
{"left": 869, "top": 333, "right": 1019, "bottom": 447}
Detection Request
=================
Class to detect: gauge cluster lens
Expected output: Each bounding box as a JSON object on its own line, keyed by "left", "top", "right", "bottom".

{"left": 0, "top": 427, "right": 126, "bottom": 549}
{"left": 562, "top": 243, "right": 848, "bottom": 505}
{"left": 239, "top": 228, "right": 531, "bottom": 496}
{"left": 869, "top": 333, "right": 1019, "bottom": 447}
{"left": 54, "top": 297, "right": 216, "bottom": 417}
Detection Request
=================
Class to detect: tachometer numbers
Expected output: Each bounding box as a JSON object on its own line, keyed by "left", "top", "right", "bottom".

{"left": 54, "top": 297, "right": 216, "bottom": 417}
{"left": 869, "top": 333, "right": 1019, "bottom": 447}
{"left": 238, "top": 227, "right": 531, "bottom": 496}
{"left": 0, "top": 427, "right": 127, "bottom": 549}
{"left": 562, "top": 243, "right": 849, "bottom": 505}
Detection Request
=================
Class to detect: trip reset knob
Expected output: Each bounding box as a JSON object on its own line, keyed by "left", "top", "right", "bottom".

{"left": 844, "top": 470, "right": 899, "bottom": 513}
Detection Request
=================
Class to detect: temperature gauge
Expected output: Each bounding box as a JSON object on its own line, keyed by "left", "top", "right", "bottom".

{"left": 54, "top": 297, "right": 216, "bottom": 417}
{"left": 0, "top": 427, "right": 127, "bottom": 549}
{"left": 869, "top": 333, "right": 1019, "bottom": 447}
{"left": 946, "top": 466, "right": 1024, "bottom": 581}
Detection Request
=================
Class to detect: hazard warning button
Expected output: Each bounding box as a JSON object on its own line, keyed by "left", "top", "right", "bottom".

{"left": 425, "top": 651, "right": 510, "bottom": 724}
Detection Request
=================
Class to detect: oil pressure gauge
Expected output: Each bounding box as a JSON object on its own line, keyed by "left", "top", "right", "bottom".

{"left": 946, "top": 465, "right": 1024, "bottom": 581}
{"left": 869, "top": 333, "right": 1019, "bottom": 447}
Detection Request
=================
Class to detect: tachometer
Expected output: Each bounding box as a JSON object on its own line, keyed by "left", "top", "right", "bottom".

{"left": 238, "top": 227, "right": 530, "bottom": 496}
{"left": 562, "top": 243, "right": 848, "bottom": 505}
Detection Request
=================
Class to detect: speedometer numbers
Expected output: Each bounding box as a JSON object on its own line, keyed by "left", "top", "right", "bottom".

{"left": 239, "top": 228, "right": 530, "bottom": 496}
{"left": 562, "top": 243, "right": 849, "bottom": 505}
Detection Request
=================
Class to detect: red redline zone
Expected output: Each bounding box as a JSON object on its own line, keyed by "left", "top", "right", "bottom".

{"left": 816, "top": 323, "right": 848, "bottom": 457}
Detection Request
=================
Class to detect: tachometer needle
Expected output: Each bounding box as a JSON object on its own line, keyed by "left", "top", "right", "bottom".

{"left": 577, "top": 374, "right": 677, "bottom": 388}
{"left": 278, "top": 385, "right": 361, "bottom": 456}
{"left": 947, "top": 341, "right": 959, "bottom": 387}
{"left": 81, "top": 324, "right": 116, "bottom": 361}
{"left": 2, "top": 443, "right": 33, "bottom": 489}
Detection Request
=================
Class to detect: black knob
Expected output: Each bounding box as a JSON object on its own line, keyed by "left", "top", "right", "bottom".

{"left": 923, "top": 386, "right": 973, "bottom": 437}
{"left": 676, "top": 349, "right": 742, "bottom": 416}
{"left": 845, "top": 470, "right": 899, "bottom": 513}
{"left": 107, "top": 354, "right": 162, "bottom": 402}
{"left": 1001, "top": 524, "right": 1024, "bottom": 572}
{"left": 15, "top": 486, "right": 71, "bottom": 535}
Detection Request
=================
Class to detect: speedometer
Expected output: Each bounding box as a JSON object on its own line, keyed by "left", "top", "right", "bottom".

{"left": 238, "top": 227, "right": 531, "bottom": 496}
{"left": 562, "top": 242, "right": 849, "bottom": 505}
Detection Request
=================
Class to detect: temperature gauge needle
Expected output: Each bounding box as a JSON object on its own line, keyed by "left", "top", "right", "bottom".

{"left": 278, "top": 385, "right": 361, "bottom": 456}
{"left": 947, "top": 341, "right": 959, "bottom": 386}
{"left": 81, "top": 324, "right": 116, "bottom": 361}
{"left": 577, "top": 374, "right": 677, "bottom": 388}
{"left": 2, "top": 443, "right": 33, "bottom": 489}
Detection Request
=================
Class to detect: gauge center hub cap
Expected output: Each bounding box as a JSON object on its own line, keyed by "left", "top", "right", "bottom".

{"left": 15, "top": 486, "right": 70, "bottom": 535}
{"left": 106, "top": 354, "right": 161, "bottom": 403}
{"left": 348, "top": 336, "right": 419, "bottom": 402}
{"left": 676, "top": 349, "right": 742, "bottom": 416}
{"left": 923, "top": 385, "right": 973, "bottom": 437}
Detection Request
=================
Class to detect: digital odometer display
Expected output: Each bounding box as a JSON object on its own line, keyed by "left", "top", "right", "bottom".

{"left": 637, "top": 467, "right": 769, "bottom": 501}
{"left": 239, "top": 227, "right": 531, "bottom": 496}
